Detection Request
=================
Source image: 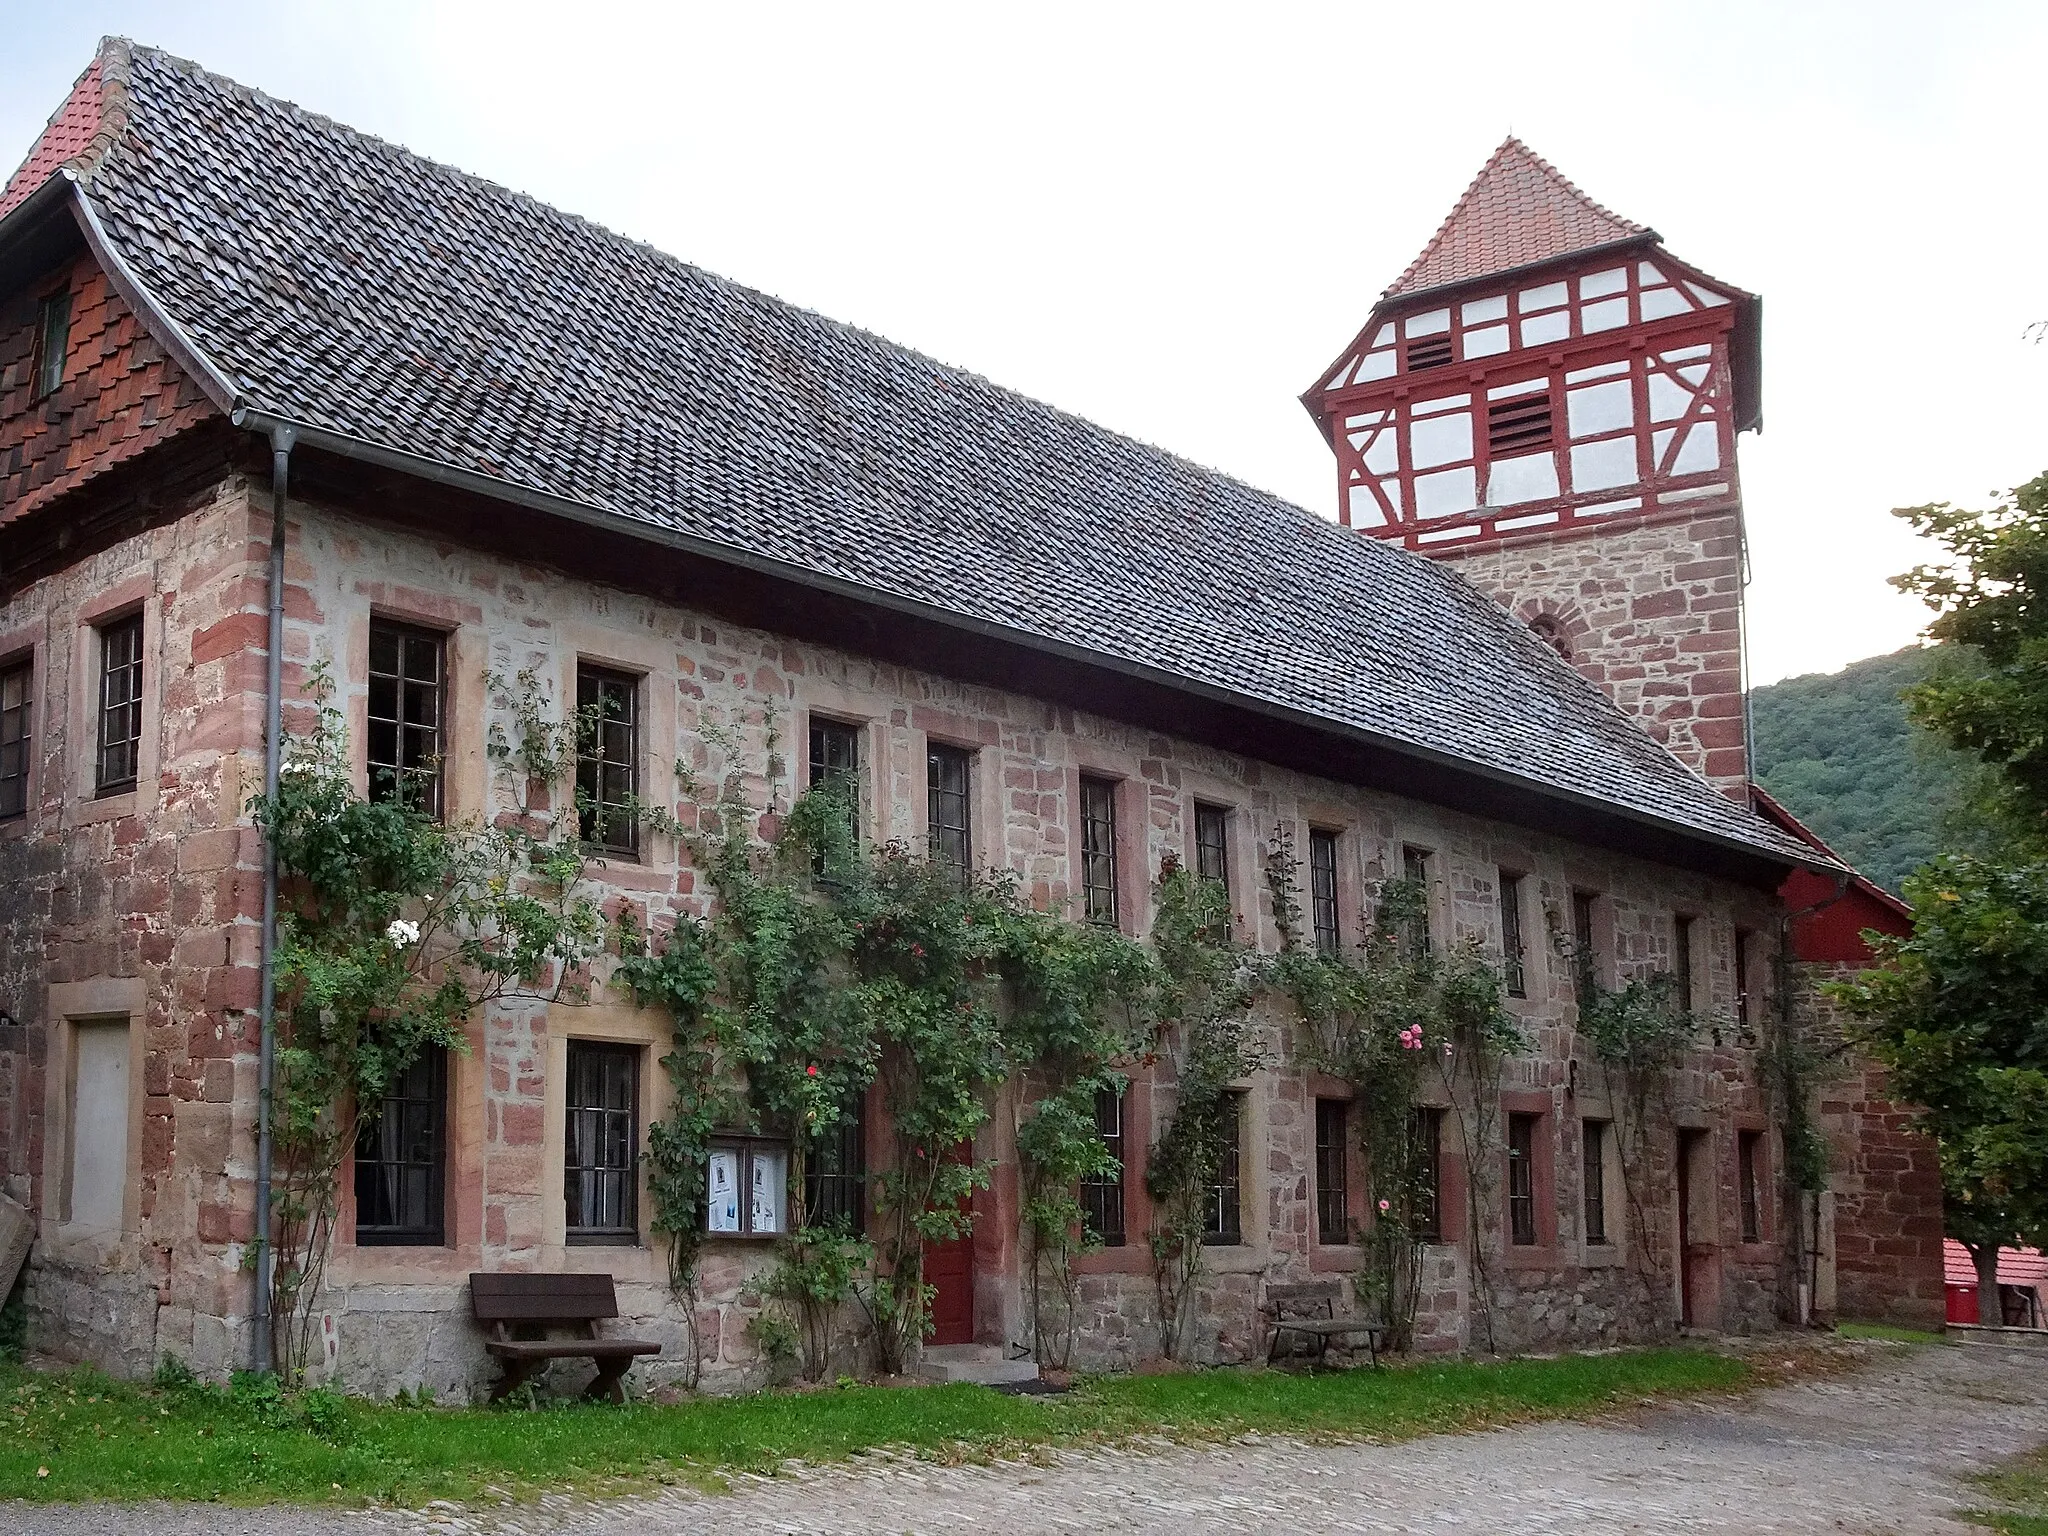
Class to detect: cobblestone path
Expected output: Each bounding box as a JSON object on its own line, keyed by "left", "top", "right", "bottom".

{"left": 11, "top": 1340, "right": 2047, "bottom": 1535}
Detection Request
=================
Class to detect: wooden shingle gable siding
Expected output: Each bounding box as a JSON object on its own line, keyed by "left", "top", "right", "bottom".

{"left": 1, "top": 248, "right": 220, "bottom": 526}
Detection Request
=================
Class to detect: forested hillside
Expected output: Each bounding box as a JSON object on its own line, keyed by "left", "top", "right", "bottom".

{"left": 1750, "top": 646, "right": 1978, "bottom": 894}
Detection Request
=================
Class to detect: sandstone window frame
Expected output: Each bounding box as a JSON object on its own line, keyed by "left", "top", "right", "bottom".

{"left": 541, "top": 1001, "right": 666, "bottom": 1267}
{"left": 352, "top": 1045, "right": 449, "bottom": 1247}
{"left": 1409, "top": 1104, "right": 1445, "bottom": 1242}
{"left": 69, "top": 574, "right": 160, "bottom": 825}
{"left": 563, "top": 1038, "right": 642, "bottom": 1246}
{"left": 1193, "top": 801, "right": 1231, "bottom": 895}
{"left": 365, "top": 617, "right": 448, "bottom": 819}
{"left": 40, "top": 978, "right": 147, "bottom": 1258}
{"left": 93, "top": 610, "right": 145, "bottom": 796}
{"left": 1076, "top": 772, "right": 1121, "bottom": 928}
{"left": 1309, "top": 827, "right": 1343, "bottom": 955}
{"left": 926, "top": 740, "right": 974, "bottom": 886}
{"left": 806, "top": 710, "right": 867, "bottom": 854}
{"left": 1079, "top": 1084, "right": 1127, "bottom": 1247}
{"left": 1674, "top": 912, "right": 1697, "bottom": 1012}
{"left": 0, "top": 646, "right": 33, "bottom": 822}
{"left": 1737, "top": 1126, "right": 1767, "bottom": 1246}
{"left": 1200, "top": 1089, "right": 1245, "bottom": 1247}
{"left": 1501, "top": 1095, "right": 1559, "bottom": 1260}
{"left": 1314, "top": 1097, "right": 1350, "bottom": 1246}
{"left": 1498, "top": 868, "right": 1528, "bottom": 998}
{"left": 1581, "top": 1116, "right": 1609, "bottom": 1246}
{"left": 1400, "top": 843, "right": 1435, "bottom": 954}
{"left": 575, "top": 661, "right": 641, "bottom": 858}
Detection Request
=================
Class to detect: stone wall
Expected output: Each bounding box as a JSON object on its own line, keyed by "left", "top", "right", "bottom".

{"left": 0, "top": 473, "right": 272, "bottom": 1379}
{"left": 1798, "top": 962, "right": 1947, "bottom": 1328}
{"left": 0, "top": 477, "right": 1800, "bottom": 1395}
{"left": 1442, "top": 508, "right": 1747, "bottom": 797}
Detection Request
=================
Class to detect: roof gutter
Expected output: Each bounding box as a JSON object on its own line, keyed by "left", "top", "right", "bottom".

{"left": 227, "top": 403, "right": 1830, "bottom": 879}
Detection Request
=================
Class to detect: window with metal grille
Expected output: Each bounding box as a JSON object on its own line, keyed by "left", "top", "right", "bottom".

{"left": 565, "top": 1041, "right": 639, "bottom": 1243}
{"left": 95, "top": 614, "right": 143, "bottom": 794}
{"left": 805, "top": 1094, "right": 867, "bottom": 1234}
{"left": 1738, "top": 1130, "right": 1763, "bottom": 1243}
{"left": 0, "top": 658, "right": 30, "bottom": 819}
{"left": 706, "top": 1135, "right": 789, "bottom": 1237}
{"left": 1201, "top": 1091, "right": 1243, "bottom": 1245}
{"left": 1079, "top": 775, "right": 1119, "bottom": 925}
{"left": 1734, "top": 928, "right": 1755, "bottom": 1041}
{"left": 1404, "top": 334, "right": 1453, "bottom": 372}
{"left": 354, "top": 1048, "right": 447, "bottom": 1245}
{"left": 1499, "top": 869, "right": 1526, "bottom": 998}
{"left": 1508, "top": 1112, "right": 1539, "bottom": 1246}
{"left": 366, "top": 621, "right": 445, "bottom": 816}
{"left": 1080, "top": 1086, "right": 1126, "bottom": 1246}
{"left": 1582, "top": 1118, "right": 1608, "bottom": 1245}
{"left": 1402, "top": 845, "right": 1433, "bottom": 953}
{"left": 32, "top": 291, "right": 70, "bottom": 399}
{"left": 1310, "top": 828, "right": 1341, "bottom": 955}
{"left": 1571, "top": 890, "right": 1599, "bottom": 1007}
{"left": 1409, "top": 1106, "right": 1443, "bottom": 1241}
{"left": 576, "top": 665, "right": 639, "bottom": 856}
{"left": 1315, "top": 1098, "right": 1349, "bottom": 1246}
{"left": 1487, "top": 390, "right": 1553, "bottom": 456}
{"left": 1674, "top": 914, "right": 1696, "bottom": 1013}
{"left": 927, "top": 743, "right": 972, "bottom": 885}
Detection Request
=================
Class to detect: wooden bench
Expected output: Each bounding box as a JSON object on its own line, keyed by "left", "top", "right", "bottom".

{"left": 1264, "top": 1279, "right": 1385, "bottom": 1370}
{"left": 469, "top": 1272, "right": 661, "bottom": 1403}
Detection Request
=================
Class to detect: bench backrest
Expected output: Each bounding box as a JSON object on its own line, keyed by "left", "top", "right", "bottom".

{"left": 470, "top": 1272, "right": 619, "bottom": 1324}
{"left": 1266, "top": 1280, "right": 1339, "bottom": 1321}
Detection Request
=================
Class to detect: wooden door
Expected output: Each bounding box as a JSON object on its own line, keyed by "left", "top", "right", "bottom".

{"left": 924, "top": 1144, "right": 975, "bottom": 1346}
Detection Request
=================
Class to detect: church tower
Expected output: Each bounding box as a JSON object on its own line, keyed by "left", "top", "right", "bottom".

{"left": 1304, "top": 139, "right": 1761, "bottom": 797}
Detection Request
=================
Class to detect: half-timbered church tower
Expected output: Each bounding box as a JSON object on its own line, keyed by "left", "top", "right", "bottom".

{"left": 1306, "top": 139, "right": 1759, "bottom": 798}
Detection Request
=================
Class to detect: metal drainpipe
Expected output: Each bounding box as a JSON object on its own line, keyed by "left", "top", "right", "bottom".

{"left": 253, "top": 423, "right": 296, "bottom": 1375}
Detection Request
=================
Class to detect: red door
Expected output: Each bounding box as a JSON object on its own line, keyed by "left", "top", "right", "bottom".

{"left": 924, "top": 1144, "right": 976, "bottom": 1346}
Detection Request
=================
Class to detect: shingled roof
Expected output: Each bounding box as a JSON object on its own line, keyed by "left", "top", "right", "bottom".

{"left": 2, "top": 40, "right": 1820, "bottom": 871}
{"left": 1385, "top": 138, "right": 1651, "bottom": 301}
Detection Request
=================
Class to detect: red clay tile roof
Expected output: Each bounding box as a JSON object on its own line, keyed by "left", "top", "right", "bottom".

{"left": 1384, "top": 137, "right": 1650, "bottom": 300}
{"left": 1946, "top": 1239, "right": 2048, "bottom": 1288}
{"left": 0, "top": 58, "right": 103, "bottom": 222}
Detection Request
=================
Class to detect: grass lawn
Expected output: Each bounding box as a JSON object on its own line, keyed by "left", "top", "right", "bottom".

{"left": 1967, "top": 1443, "right": 2048, "bottom": 1535}
{"left": 0, "top": 1347, "right": 1750, "bottom": 1509}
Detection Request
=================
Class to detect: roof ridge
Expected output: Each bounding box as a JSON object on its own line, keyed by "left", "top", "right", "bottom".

{"left": 108, "top": 42, "right": 1299, "bottom": 517}
{"left": 1383, "top": 135, "right": 1650, "bottom": 300}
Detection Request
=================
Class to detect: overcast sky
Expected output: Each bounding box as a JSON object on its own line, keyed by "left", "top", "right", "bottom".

{"left": 7, "top": 1, "right": 2044, "bottom": 685}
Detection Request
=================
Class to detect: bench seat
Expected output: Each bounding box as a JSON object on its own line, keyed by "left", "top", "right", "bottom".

{"left": 469, "top": 1272, "right": 661, "bottom": 1403}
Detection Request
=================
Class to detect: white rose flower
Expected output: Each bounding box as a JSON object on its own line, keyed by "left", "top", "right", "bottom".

{"left": 386, "top": 919, "right": 421, "bottom": 948}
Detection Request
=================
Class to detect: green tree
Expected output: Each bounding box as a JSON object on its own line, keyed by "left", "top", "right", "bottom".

{"left": 1832, "top": 857, "right": 2048, "bottom": 1320}
{"left": 1832, "top": 471, "right": 2048, "bottom": 1323}
{"left": 1894, "top": 471, "right": 2048, "bottom": 847}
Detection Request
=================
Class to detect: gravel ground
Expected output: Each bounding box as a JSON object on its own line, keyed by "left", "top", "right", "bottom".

{"left": 8, "top": 1338, "right": 2046, "bottom": 1535}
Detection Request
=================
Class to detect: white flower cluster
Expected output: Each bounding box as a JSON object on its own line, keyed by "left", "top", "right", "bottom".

{"left": 386, "top": 919, "right": 421, "bottom": 948}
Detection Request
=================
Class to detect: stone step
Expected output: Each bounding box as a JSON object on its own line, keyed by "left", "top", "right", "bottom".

{"left": 914, "top": 1344, "right": 1040, "bottom": 1386}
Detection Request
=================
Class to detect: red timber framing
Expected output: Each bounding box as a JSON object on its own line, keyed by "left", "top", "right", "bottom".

{"left": 1308, "top": 248, "right": 1753, "bottom": 553}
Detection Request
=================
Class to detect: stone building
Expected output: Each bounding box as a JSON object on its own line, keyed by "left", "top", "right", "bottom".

{"left": 0, "top": 42, "right": 1929, "bottom": 1395}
